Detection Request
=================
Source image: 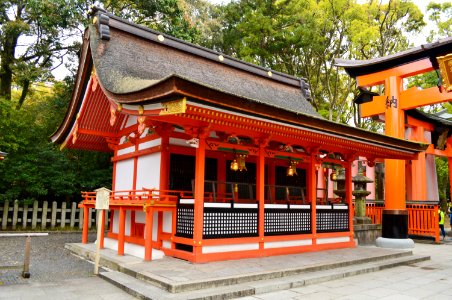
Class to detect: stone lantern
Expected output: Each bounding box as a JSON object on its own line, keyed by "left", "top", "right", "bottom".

{"left": 333, "top": 168, "right": 346, "bottom": 202}
{"left": 352, "top": 164, "right": 373, "bottom": 224}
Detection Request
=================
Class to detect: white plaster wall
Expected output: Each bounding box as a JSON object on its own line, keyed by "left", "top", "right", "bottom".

{"left": 117, "top": 146, "right": 135, "bottom": 156}
{"left": 139, "top": 138, "right": 162, "bottom": 150}
{"left": 202, "top": 243, "right": 259, "bottom": 254}
{"left": 125, "top": 211, "right": 131, "bottom": 235}
{"left": 136, "top": 153, "right": 161, "bottom": 190}
{"left": 135, "top": 211, "right": 145, "bottom": 223}
{"left": 112, "top": 211, "right": 119, "bottom": 233}
{"left": 115, "top": 159, "right": 134, "bottom": 191}
{"left": 153, "top": 211, "right": 158, "bottom": 241}
{"left": 264, "top": 239, "right": 312, "bottom": 249}
{"left": 111, "top": 210, "right": 132, "bottom": 235}
{"left": 169, "top": 137, "right": 190, "bottom": 147}
{"left": 163, "top": 211, "right": 173, "bottom": 233}
{"left": 125, "top": 115, "right": 138, "bottom": 127}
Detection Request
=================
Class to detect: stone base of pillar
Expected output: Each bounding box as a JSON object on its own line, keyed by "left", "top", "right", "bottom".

{"left": 354, "top": 216, "right": 372, "bottom": 225}
{"left": 354, "top": 222, "right": 381, "bottom": 245}
{"left": 376, "top": 237, "right": 414, "bottom": 249}
{"left": 382, "top": 210, "right": 408, "bottom": 239}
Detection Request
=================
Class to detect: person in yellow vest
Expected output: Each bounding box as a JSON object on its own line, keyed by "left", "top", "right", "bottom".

{"left": 448, "top": 200, "right": 452, "bottom": 229}
{"left": 439, "top": 207, "right": 446, "bottom": 240}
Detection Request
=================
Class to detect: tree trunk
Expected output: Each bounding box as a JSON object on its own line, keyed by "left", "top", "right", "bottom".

{"left": 0, "top": 54, "right": 13, "bottom": 101}
{"left": 0, "top": 33, "right": 19, "bottom": 101}
{"left": 16, "top": 80, "right": 30, "bottom": 110}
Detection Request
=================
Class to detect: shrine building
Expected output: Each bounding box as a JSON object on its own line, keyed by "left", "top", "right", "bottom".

{"left": 52, "top": 8, "right": 427, "bottom": 263}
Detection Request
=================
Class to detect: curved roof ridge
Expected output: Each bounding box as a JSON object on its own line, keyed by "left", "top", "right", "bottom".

{"left": 334, "top": 37, "right": 452, "bottom": 77}
{"left": 90, "top": 6, "right": 309, "bottom": 92}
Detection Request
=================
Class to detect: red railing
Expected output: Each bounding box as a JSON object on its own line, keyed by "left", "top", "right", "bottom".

{"left": 79, "top": 189, "right": 182, "bottom": 260}
{"left": 363, "top": 200, "right": 439, "bottom": 242}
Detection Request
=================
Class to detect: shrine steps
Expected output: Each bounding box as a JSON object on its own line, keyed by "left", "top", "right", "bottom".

{"left": 67, "top": 243, "right": 429, "bottom": 300}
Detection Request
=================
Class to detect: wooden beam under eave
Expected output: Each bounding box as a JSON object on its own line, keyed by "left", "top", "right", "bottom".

{"left": 426, "top": 144, "right": 452, "bottom": 157}
{"left": 360, "top": 95, "right": 387, "bottom": 117}
{"left": 406, "top": 115, "right": 434, "bottom": 132}
{"left": 399, "top": 86, "right": 452, "bottom": 110}
{"left": 77, "top": 128, "right": 118, "bottom": 138}
{"left": 356, "top": 58, "right": 434, "bottom": 87}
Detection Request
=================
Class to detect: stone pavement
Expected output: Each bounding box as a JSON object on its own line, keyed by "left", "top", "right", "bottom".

{"left": 238, "top": 239, "right": 452, "bottom": 300}
{"left": 0, "top": 235, "right": 451, "bottom": 299}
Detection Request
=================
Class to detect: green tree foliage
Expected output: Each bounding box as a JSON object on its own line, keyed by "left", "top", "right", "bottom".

{"left": 0, "top": 0, "right": 203, "bottom": 203}
{"left": 426, "top": 1, "right": 451, "bottom": 42}
{"left": 0, "top": 80, "right": 112, "bottom": 203}
{"left": 0, "top": 0, "right": 84, "bottom": 106}
{"left": 99, "top": 0, "right": 200, "bottom": 42}
{"left": 203, "top": 0, "right": 425, "bottom": 124}
{"left": 436, "top": 156, "right": 449, "bottom": 201}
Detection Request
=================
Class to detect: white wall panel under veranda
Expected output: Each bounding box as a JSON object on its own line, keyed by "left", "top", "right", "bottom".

{"left": 202, "top": 243, "right": 259, "bottom": 254}
{"left": 115, "top": 159, "right": 134, "bottom": 191}
{"left": 316, "top": 237, "right": 350, "bottom": 244}
{"left": 136, "top": 153, "right": 161, "bottom": 190}
{"left": 135, "top": 211, "right": 145, "bottom": 223}
{"left": 103, "top": 238, "right": 164, "bottom": 260}
{"left": 111, "top": 210, "right": 132, "bottom": 235}
{"left": 163, "top": 211, "right": 172, "bottom": 233}
{"left": 264, "top": 239, "right": 312, "bottom": 249}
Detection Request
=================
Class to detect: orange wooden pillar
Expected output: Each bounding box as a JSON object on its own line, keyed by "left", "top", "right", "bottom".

{"left": 144, "top": 206, "right": 153, "bottom": 261}
{"left": 382, "top": 75, "right": 409, "bottom": 239}
{"left": 257, "top": 143, "right": 266, "bottom": 250}
{"left": 308, "top": 153, "right": 317, "bottom": 243}
{"left": 345, "top": 160, "right": 354, "bottom": 239}
{"left": 82, "top": 205, "right": 89, "bottom": 244}
{"left": 118, "top": 207, "right": 126, "bottom": 255}
{"left": 193, "top": 133, "right": 207, "bottom": 260}
{"left": 158, "top": 129, "right": 170, "bottom": 249}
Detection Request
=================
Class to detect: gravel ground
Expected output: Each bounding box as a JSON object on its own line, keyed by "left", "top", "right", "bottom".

{"left": 0, "top": 232, "right": 96, "bottom": 285}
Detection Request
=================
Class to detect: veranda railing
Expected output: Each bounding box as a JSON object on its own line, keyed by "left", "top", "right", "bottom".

{"left": 363, "top": 200, "right": 439, "bottom": 242}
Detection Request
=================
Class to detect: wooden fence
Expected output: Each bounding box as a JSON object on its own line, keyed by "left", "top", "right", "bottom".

{"left": 0, "top": 200, "right": 107, "bottom": 230}
{"left": 364, "top": 200, "right": 439, "bottom": 242}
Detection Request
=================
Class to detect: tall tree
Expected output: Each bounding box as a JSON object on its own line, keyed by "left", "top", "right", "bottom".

{"left": 0, "top": 0, "right": 85, "bottom": 107}
{"left": 426, "top": 1, "right": 451, "bottom": 42}
{"left": 98, "top": 0, "right": 200, "bottom": 42}
{"left": 204, "top": 0, "right": 425, "bottom": 124}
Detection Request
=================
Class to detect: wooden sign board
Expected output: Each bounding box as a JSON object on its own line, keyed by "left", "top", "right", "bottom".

{"left": 95, "top": 187, "right": 111, "bottom": 210}
{"left": 437, "top": 53, "right": 452, "bottom": 93}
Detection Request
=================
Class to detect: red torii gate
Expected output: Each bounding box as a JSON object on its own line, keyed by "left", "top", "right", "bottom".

{"left": 336, "top": 38, "right": 452, "bottom": 244}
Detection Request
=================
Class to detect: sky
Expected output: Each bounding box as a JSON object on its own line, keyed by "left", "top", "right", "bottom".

{"left": 52, "top": 0, "right": 449, "bottom": 80}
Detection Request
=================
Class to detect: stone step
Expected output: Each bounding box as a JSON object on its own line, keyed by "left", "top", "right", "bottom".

{"left": 113, "top": 249, "right": 415, "bottom": 293}
{"left": 99, "top": 254, "right": 430, "bottom": 300}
